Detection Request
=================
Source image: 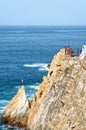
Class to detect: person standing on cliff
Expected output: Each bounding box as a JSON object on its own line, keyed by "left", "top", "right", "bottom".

{"left": 69, "top": 46, "right": 73, "bottom": 56}
{"left": 21, "top": 79, "right": 24, "bottom": 85}
{"left": 65, "top": 46, "right": 70, "bottom": 55}
{"left": 65, "top": 46, "right": 67, "bottom": 55}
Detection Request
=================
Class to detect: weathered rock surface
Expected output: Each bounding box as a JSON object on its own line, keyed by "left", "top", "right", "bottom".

{"left": 2, "top": 48, "right": 86, "bottom": 130}
{"left": 2, "top": 86, "right": 29, "bottom": 128}
{"left": 30, "top": 53, "right": 86, "bottom": 130}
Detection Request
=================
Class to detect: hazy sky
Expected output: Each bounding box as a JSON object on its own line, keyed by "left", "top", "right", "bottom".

{"left": 0, "top": 0, "right": 86, "bottom": 25}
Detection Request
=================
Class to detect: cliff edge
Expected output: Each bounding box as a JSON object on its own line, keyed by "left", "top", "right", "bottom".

{"left": 2, "top": 47, "right": 86, "bottom": 130}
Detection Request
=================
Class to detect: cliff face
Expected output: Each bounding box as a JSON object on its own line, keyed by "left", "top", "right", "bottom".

{"left": 2, "top": 48, "right": 86, "bottom": 130}
{"left": 30, "top": 55, "right": 86, "bottom": 130}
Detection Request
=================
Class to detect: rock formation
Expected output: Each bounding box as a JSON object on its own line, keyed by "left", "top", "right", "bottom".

{"left": 2, "top": 86, "right": 30, "bottom": 128}
{"left": 2, "top": 48, "right": 86, "bottom": 130}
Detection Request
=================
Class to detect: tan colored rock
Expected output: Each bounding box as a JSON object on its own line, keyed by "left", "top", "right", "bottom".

{"left": 2, "top": 86, "right": 29, "bottom": 128}
{"left": 48, "top": 48, "right": 67, "bottom": 85}
{"left": 28, "top": 76, "right": 50, "bottom": 126}
{"left": 30, "top": 50, "right": 86, "bottom": 130}
{"left": 2, "top": 48, "right": 86, "bottom": 130}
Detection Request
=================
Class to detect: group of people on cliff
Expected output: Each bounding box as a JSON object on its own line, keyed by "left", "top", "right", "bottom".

{"left": 65, "top": 46, "right": 73, "bottom": 56}
{"left": 65, "top": 46, "right": 81, "bottom": 56}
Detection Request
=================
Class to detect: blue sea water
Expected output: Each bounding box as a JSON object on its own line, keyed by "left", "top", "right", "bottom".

{"left": 0, "top": 26, "right": 86, "bottom": 129}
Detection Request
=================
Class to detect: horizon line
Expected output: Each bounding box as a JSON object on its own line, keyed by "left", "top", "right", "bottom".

{"left": 0, "top": 25, "right": 86, "bottom": 27}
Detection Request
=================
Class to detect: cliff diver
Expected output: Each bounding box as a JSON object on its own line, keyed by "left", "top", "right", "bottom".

{"left": 21, "top": 79, "right": 24, "bottom": 85}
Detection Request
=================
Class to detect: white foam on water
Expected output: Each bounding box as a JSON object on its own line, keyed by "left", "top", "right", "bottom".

{"left": 38, "top": 66, "right": 49, "bottom": 71}
{"left": 23, "top": 63, "right": 47, "bottom": 67}
{"left": 27, "top": 93, "right": 35, "bottom": 98}
{"left": 26, "top": 83, "right": 39, "bottom": 98}
{"left": 15, "top": 83, "right": 39, "bottom": 90}
{"left": 15, "top": 85, "right": 21, "bottom": 89}
{"left": 0, "top": 100, "right": 9, "bottom": 104}
{"left": 23, "top": 63, "right": 49, "bottom": 71}
{"left": 0, "top": 107, "right": 5, "bottom": 113}
{"left": 28, "top": 84, "right": 39, "bottom": 90}
{"left": 0, "top": 100, "right": 9, "bottom": 114}
{"left": 80, "top": 45, "right": 86, "bottom": 59}
{"left": 28, "top": 85, "right": 38, "bottom": 90}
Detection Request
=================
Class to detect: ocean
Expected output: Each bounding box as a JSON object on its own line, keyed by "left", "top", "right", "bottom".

{"left": 0, "top": 26, "right": 86, "bottom": 129}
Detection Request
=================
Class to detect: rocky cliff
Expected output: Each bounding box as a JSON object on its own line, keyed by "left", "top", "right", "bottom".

{"left": 2, "top": 86, "right": 30, "bottom": 128}
{"left": 2, "top": 48, "right": 86, "bottom": 130}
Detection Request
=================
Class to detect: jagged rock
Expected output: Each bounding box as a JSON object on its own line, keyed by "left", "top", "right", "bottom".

{"left": 30, "top": 53, "right": 86, "bottom": 130}
{"left": 27, "top": 75, "right": 50, "bottom": 127}
{"left": 47, "top": 64, "right": 51, "bottom": 69}
{"left": 48, "top": 48, "right": 68, "bottom": 86}
{"left": 2, "top": 86, "right": 29, "bottom": 128}
{"left": 2, "top": 48, "right": 86, "bottom": 130}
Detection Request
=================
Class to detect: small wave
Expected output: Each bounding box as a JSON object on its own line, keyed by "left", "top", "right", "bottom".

{"left": 25, "top": 83, "right": 39, "bottom": 90}
{"left": 0, "top": 100, "right": 9, "bottom": 114}
{"left": 15, "top": 83, "right": 39, "bottom": 90}
{"left": 29, "top": 84, "right": 39, "bottom": 90}
{"left": 38, "top": 66, "right": 49, "bottom": 71}
{"left": 0, "top": 100, "right": 9, "bottom": 104}
{"left": 0, "top": 107, "right": 5, "bottom": 113}
{"left": 23, "top": 63, "right": 49, "bottom": 71}
{"left": 15, "top": 86, "right": 21, "bottom": 89}
{"left": 26, "top": 83, "right": 39, "bottom": 98}
{"left": 23, "top": 63, "right": 47, "bottom": 68}
{"left": 27, "top": 93, "right": 35, "bottom": 98}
